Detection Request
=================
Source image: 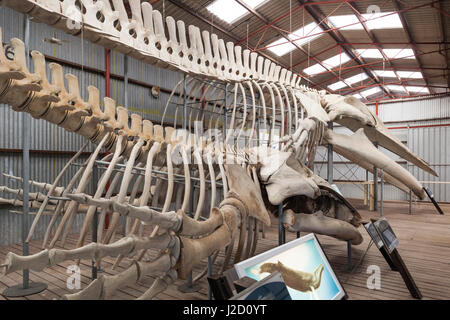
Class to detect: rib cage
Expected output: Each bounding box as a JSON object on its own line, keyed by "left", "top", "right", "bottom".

{"left": 0, "top": 0, "right": 436, "bottom": 300}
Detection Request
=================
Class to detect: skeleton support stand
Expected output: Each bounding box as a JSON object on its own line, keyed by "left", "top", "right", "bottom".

{"left": 373, "top": 144, "right": 379, "bottom": 212}
{"left": 122, "top": 55, "right": 129, "bottom": 237}
{"left": 91, "top": 163, "right": 99, "bottom": 279}
{"left": 278, "top": 204, "right": 285, "bottom": 245}
{"left": 380, "top": 169, "right": 384, "bottom": 217}
{"left": 2, "top": 14, "right": 47, "bottom": 298}
{"left": 409, "top": 190, "right": 413, "bottom": 215}
{"left": 327, "top": 122, "right": 334, "bottom": 185}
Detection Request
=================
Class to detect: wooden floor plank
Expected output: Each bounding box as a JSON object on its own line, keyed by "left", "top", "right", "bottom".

{"left": 0, "top": 199, "right": 449, "bottom": 300}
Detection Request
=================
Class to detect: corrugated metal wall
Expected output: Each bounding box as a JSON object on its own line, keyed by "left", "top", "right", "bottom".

{"left": 0, "top": 7, "right": 186, "bottom": 245}
{"left": 0, "top": 7, "right": 448, "bottom": 245}
{"left": 407, "top": 119, "right": 450, "bottom": 202}
{"left": 315, "top": 95, "right": 450, "bottom": 203}
{"left": 0, "top": 153, "right": 90, "bottom": 245}
{"left": 377, "top": 96, "right": 450, "bottom": 122}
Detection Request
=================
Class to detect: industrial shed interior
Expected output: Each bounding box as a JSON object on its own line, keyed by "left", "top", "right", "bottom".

{"left": 0, "top": 0, "right": 448, "bottom": 301}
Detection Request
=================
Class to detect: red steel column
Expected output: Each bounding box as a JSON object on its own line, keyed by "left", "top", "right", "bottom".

{"left": 104, "top": 48, "right": 111, "bottom": 229}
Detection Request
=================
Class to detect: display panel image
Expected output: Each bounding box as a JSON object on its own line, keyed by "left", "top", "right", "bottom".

{"left": 234, "top": 234, "right": 345, "bottom": 300}
{"left": 230, "top": 271, "right": 292, "bottom": 300}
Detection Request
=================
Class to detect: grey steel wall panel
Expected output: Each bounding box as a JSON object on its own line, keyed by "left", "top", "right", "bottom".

{"left": 377, "top": 96, "right": 450, "bottom": 122}
{"left": 0, "top": 153, "right": 89, "bottom": 245}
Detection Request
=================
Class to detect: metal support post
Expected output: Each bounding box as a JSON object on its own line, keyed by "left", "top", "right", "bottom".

{"left": 380, "top": 169, "right": 384, "bottom": 217}
{"left": 295, "top": 196, "right": 300, "bottom": 239}
{"left": 365, "top": 170, "right": 369, "bottom": 206}
{"left": 91, "top": 163, "right": 99, "bottom": 280}
{"left": 327, "top": 122, "right": 333, "bottom": 185}
{"left": 2, "top": 14, "right": 47, "bottom": 298}
{"left": 278, "top": 203, "right": 285, "bottom": 245}
{"left": 347, "top": 240, "right": 352, "bottom": 271}
{"left": 207, "top": 256, "right": 213, "bottom": 300}
{"left": 183, "top": 74, "right": 188, "bottom": 131}
{"left": 255, "top": 93, "right": 260, "bottom": 149}
{"left": 409, "top": 190, "right": 412, "bottom": 215}
{"left": 121, "top": 55, "right": 129, "bottom": 237}
{"left": 124, "top": 55, "right": 129, "bottom": 108}
{"left": 373, "top": 143, "right": 378, "bottom": 212}
{"left": 223, "top": 83, "right": 228, "bottom": 152}
{"left": 373, "top": 166, "right": 378, "bottom": 211}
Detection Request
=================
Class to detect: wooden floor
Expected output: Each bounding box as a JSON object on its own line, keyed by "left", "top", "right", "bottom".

{"left": 0, "top": 199, "right": 449, "bottom": 300}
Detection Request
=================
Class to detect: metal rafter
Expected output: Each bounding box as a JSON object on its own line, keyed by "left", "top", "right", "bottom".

{"left": 437, "top": 0, "right": 450, "bottom": 89}
{"left": 237, "top": 1, "right": 440, "bottom": 54}
{"left": 233, "top": 0, "right": 357, "bottom": 90}
{"left": 347, "top": 2, "right": 409, "bottom": 95}
{"left": 341, "top": 41, "right": 450, "bottom": 46}
{"left": 295, "top": 0, "right": 394, "bottom": 98}
{"left": 165, "top": 0, "right": 324, "bottom": 89}
{"left": 392, "top": 0, "right": 435, "bottom": 94}
{"left": 312, "top": 47, "right": 448, "bottom": 86}
{"left": 341, "top": 74, "right": 448, "bottom": 96}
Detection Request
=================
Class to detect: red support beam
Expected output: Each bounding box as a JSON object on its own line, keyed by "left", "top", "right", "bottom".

{"left": 236, "top": 0, "right": 362, "bottom": 46}
{"left": 104, "top": 47, "right": 111, "bottom": 230}
{"left": 285, "top": 0, "right": 442, "bottom": 74}
{"left": 367, "top": 92, "right": 449, "bottom": 103}
{"left": 290, "top": 44, "right": 339, "bottom": 69}
{"left": 430, "top": 1, "right": 450, "bottom": 17}
{"left": 294, "top": 0, "right": 394, "bottom": 98}
{"left": 234, "top": 0, "right": 355, "bottom": 90}
{"left": 436, "top": 0, "right": 450, "bottom": 89}
{"left": 254, "top": 1, "right": 441, "bottom": 53}
{"left": 105, "top": 49, "right": 111, "bottom": 98}
{"left": 393, "top": 0, "right": 435, "bottom": 94}
{"left": 340, "top": 41, "right": 450, "bottom": 46}
{"left": 165, "top": 0, "right": 325, "bottom": 90}
{"left": 311, "top": 48, "right": 449, "bottom": 87}
{"left": 341, "top": 74, "right": 446, "bottom": 96}
{"left": 388, "top": 123, "right": 450, "bottom": 130}
{"left": 347, "top": 1, "right": 407, "bottom": 95}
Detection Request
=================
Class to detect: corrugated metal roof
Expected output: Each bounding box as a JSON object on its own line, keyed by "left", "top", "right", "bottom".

{"left": 151, "top": 0, "right": 448, "bottom": 99}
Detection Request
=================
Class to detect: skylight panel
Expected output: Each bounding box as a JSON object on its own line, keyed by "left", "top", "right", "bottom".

{"left": 374, "top": 70, "right": 398, "bottom": 78}
{"left": 304, "top": 64, "right": 327, "bottom": 75}
{"left": 346, "top": 73, "right": 368, "bottom": 84}
{"left": 356, "top": 48, "right": 415, "bottom": 60}
{"left": 328, "top": 15, "right": 363, "bottom": 30}
{"left": 360, "top": 87, "right": 381, "bottom": 97}
{"left": 405, "top": 86, "right": 430, "bottom": 94}
{"left": 322, "top": 53, "right": 351, "bottom": 69}
{"left": 364, "top": 12, "right": 403, "bottom": 30}
{"left": 386, "top": 85, "right": 406, "bottom": 92}
{"left": 397, "top": 71, "right": 423, "bottom": 79}
{"left": 328, "top": 12, "right": 402, "bottom": 31}
{"left": 290, "top": 22, "right": 322, "bottom": 46}
{"left": 303, "top": 53, "right": 350, "bottom": 76}
{"left": 328, "top": 81, "right": 347, "bottom": 91}
{"left": 383, "top": 49, "right": 415, "bottom": 59}
{"left": 352, "top": 93, "right": 363, "bottom": 100}
{"left": 206, "top": 0, "right": 267, "bottom": 24}
{"left": 356, "top": 49, "right": 384, "bottom": 59}
{"left": 267, "top": 38, "right": 297, "bottom": 56}
{"left": 268, "top": 22, "right": 322, "bottom": 56}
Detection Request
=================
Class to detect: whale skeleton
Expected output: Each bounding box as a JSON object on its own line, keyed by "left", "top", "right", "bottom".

{"left": 0, "top": 0, "right": 437, "bottom": 300}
